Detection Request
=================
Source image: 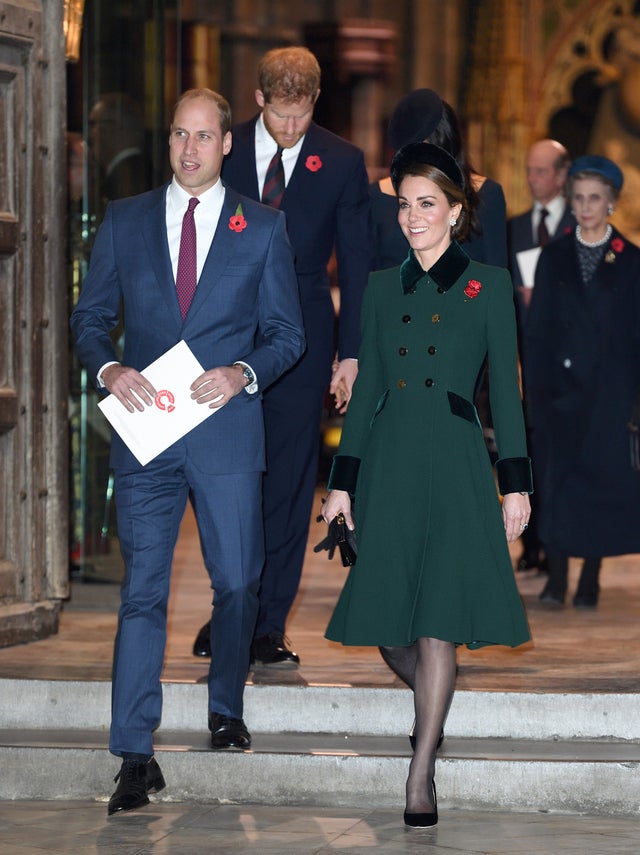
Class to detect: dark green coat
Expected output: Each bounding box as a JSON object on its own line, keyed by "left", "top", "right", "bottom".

{"left": 325, "top": 243, "right": 532, "bottom": 649}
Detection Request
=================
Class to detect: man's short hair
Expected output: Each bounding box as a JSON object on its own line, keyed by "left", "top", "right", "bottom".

{"left": 171, "top": 88, "right": 232, "bottom": 136}
{"left": 258, "top": 47, "right": 321, "bottom": 103}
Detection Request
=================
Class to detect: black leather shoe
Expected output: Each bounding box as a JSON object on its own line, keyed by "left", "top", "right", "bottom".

{"left": 208, "top": 712, "right": 251, "bottom": 750}
{"left": 251, "top": 632, "right": 300, "bottom": 668}
{"left": 539, "top": 585, "right": 564, "bottom": 607}
{"left": 107, "top": 757, "right": 166, "bottom": 816}
{"left": 404, "top": 780, "right": 438, "bottom": 828}
{"left": 192, "top": 620, "right": 211, "bottom": 657}
{"left": 573, "top": 593, "right": 598, "bottom": 609}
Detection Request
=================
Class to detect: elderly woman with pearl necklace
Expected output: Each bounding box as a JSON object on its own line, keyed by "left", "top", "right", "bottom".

{"left": 524, "top": 154, "right": 640, "bottom": 610}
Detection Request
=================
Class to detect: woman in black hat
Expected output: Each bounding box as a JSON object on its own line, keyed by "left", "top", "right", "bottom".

{"left": 369, "top": 88, "right": 507, "bottom": 271}
{"left": 322, "top": 142, "right": 532, "bottom": 827}
{"left": 524, "top": 155, "right": 640, "bottom": 608}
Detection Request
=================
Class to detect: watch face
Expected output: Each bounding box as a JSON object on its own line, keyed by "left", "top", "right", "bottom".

{"left": 243, "top": 367, "right": 254, "bottom": 384}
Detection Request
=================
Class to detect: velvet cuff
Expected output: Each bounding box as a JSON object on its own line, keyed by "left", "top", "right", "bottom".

{"left": 496, "top": 456, "right": 533, "bottom": 496}
{"left": 328, "top": 455, "right": 361, "bottom": 497}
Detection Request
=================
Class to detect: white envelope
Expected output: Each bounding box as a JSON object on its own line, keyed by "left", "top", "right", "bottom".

{"left": 516, "top": 246, "right": 542, "bottom": 288}
{"left": 98, "top": 340, "right": 221, "bottom": 466}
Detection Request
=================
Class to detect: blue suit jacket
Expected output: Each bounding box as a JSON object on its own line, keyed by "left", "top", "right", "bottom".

{"left": 70, "top": 183, "right": 305, "bottom": 473}
{"left": 221, "top": 117, "right": 371, "bottom": 386}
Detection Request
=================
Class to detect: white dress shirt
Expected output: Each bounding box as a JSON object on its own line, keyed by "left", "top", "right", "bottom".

{"left": 532, "top": 195, "right": 566, "bottom": 245}
{"left": 254, "top": 113, "right": 304, "bottom": 196}
{"left": 166, "top": 176, "right": 223, "bottom": 281}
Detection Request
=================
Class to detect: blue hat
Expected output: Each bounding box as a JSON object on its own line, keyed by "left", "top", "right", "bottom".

{"left": 387, "top": 89, "right": 444, "bottom": 150}
{"left": 569, "top": 155, "right": 623, "bottom": 190}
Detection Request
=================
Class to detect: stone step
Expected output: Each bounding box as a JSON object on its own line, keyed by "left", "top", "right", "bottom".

{"left": 1, "top": 678, "right": 636, "bottom": 741}
{"left": 1, "top": 728, "right": 639, "bottom": 815}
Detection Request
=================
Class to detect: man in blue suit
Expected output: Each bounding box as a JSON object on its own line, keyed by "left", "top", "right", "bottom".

{"left": 192, "top": 47, "right": 371, "bottom": 666}
{"left": 70, "top": 88, "right": 305, "bottom": 815}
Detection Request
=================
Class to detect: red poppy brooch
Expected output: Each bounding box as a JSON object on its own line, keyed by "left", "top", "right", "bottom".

{"left": 606, "top": 237, "right": 625, "bottom": 263}
{"left": 464, "top": 279, "right": 482, "bottom": 300}
{"left": 229, "top": 203, "right": 247, "bottom": 232}
{"left": 305, "top": 155, "right": 322, "bottom": 172}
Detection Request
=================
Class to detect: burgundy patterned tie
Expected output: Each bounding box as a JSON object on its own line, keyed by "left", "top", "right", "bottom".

{"left": 176, "top": 196, "right": 200, "bottom": 319}
{"left": 261, "top": 146, "right": 285, "bottom": 208}
{"left": 537, "top": 207, "right": 550, "bottom": 247}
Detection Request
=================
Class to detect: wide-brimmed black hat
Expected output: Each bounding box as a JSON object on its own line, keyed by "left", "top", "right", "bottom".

{"left": 387, "top": 88, "right": 444, "bottom": 150}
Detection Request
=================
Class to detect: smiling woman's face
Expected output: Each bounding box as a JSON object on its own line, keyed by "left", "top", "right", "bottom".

{"left": 397, "top": 174, "right": 461, "bottom": 262}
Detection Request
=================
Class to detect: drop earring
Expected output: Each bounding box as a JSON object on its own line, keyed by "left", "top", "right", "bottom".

{"left": 607, "top": 205, "right": 614, "bottom": 215}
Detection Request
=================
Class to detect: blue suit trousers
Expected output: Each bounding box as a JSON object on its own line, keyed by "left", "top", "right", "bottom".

{"left": 109, "top": 442, "right": 263, "bottom": 757}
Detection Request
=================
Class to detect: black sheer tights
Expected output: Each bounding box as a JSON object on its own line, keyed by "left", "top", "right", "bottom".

{"left": 380, "top": 639, "right": 456, "bottom": 812}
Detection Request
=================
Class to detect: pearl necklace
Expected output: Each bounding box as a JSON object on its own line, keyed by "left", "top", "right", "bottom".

{"left": 575, "top": 223, "right": 612, "bottom": 248}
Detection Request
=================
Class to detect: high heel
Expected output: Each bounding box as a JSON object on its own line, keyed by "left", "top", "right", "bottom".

{"left": 404, "top": 780, "right": 438, "bottom": 828}
{"left": 408, "top": 720, "right": 444, "bottom": 752}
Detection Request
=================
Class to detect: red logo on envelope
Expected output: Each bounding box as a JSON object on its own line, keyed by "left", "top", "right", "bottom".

{"left": 155, "top": 390, "right": 176, "bottom": 413}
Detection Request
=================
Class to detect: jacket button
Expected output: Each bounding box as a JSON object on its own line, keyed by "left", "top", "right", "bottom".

{"left": 425, "top": 378, "right": 434, "bottom": 387}
{"left": 432, "top": 314, "right": 440, "bottom": 324}
{"left": 563, "top": 358, "right": 572, "bottom": 368}
{"left": 437, "top": 287, "right": 445, "bottom": 294}
{"left": 402, "top": 314, "right": 411, "bottom": 323}
{"left": 399, "top": 346, "right": 408, "bottom": 356}
{"left": 398, "top": 379, "right": 407, "bottom": 389}
{"left": 427, "top": 345, "right": 436, "bottom": 355}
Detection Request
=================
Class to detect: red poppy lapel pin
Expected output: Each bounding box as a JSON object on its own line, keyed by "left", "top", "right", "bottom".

{"left": 229, "top": 203, "right": 247, "bottom": 232}
{"left": 606, "top": 237, "right": 625, "bottom": 263}
{"left": 464, "top": 279, "right": 482, "bottom": 300}
{"left": 305, "top": 155, "right": 323, "bottom": 172}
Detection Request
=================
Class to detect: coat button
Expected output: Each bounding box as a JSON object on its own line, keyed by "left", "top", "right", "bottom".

{"left": 437, "top": 286, "right": 445, "bottom": 294}
{"left": 402, "top": 314, "right": 411, "bottom": 323}
{"left": 427, "top": 345, "right": 436, "bottom": 355}
{"left": 425, "top": 378, "right": 434, "bottom": 387}
{"left": 399, "top": 346, "right": 408, "bottom": 356}
{"left": 398, "top": 379, "right": 407, "bottom": 389}
{"left": 432, "top": 314, "right": 440, "bottom": 324}
{"left": 563, "top": 358, "right": 572, "bottom": 368}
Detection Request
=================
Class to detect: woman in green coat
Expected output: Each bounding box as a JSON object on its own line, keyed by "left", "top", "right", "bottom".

{"left": 321, "top": 143, "right": 532, "bottom": 828}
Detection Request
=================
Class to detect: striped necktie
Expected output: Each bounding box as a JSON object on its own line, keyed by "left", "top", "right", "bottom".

{"left": 261, "top": 146, "right": 285, "bottom": 208}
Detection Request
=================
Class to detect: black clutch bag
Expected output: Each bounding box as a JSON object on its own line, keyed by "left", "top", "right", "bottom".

{"left": 313, "top": 512, "right": 358, "bottom": 567}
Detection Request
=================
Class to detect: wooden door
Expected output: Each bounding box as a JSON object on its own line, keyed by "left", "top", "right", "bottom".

{"left": 0, "top": 0, "right": 68, "bottom": 645}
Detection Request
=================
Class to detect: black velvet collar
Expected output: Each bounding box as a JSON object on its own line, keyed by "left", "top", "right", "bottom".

{"left": 400, "top": 240, "right": 471, "bottom": 295}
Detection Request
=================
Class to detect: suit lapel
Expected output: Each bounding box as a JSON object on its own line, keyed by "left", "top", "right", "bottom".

{"left": 141, "top": 184, "right": 183, "bottom": 328}
{"left": 281, "top": 123, "right": 327, "bottom": 205}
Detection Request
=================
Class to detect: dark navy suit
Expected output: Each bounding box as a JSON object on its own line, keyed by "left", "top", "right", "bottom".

{"left": 222, "top": 117, "right": 371, "bottom": 639}
{"left": 71, "top": 183, "right": 305, "bottom": 756}
{"left": 508, "top": 203, "right": 575, "bottom": 297}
